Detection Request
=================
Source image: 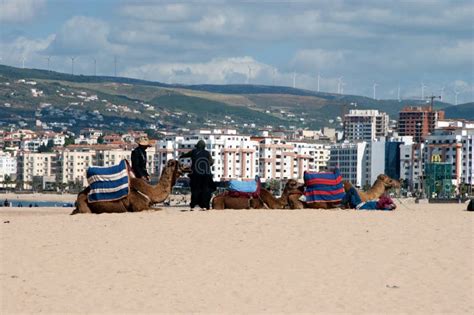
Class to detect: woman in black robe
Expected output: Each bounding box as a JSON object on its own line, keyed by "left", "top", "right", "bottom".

{"left": 179, "top": 140, "right": 215, "bottom": 210}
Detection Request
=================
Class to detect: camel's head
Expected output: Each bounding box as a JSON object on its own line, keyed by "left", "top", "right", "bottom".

{"left": 283, "top": 179, "right": 304, "bottom": 194}
{"left": 165, "top": 160, "right": 189, "bottom": 184}
{"left": 285, "top": 179, "right": 299, "bottom": 190}
{"left": 377, "top": 174, "right": 400, "bottom": 189}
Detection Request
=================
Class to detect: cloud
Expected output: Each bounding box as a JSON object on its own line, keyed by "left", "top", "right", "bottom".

{"left": 291, "top": 49, "right": 346, "bottom": 72}
{"left": 1, "top": 1, "right": 472, "bottom": 103}
{"left": 45, "top": 16, "right": 122, "bottom": 56}
{"left": 121, "top": 56, "right": 268, "bottom": 84}
{"left": 0, "top": 0, "right": 45, "bottom": 23}
{"left": 0, "top": 35, "right": 54, "bottom": 68}
{"left": 120, "top": 3, "right": 191, "bottom": 22}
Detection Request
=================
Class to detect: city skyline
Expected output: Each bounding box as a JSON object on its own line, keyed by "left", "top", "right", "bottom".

{"left": 0, "top": 0, "right": 473, "bottom": 104}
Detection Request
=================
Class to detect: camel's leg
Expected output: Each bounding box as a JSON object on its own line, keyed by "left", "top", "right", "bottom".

{"left": 71, "top": 187, "right": 92, "bottom": 215}
{"left": 212, "top": 195, "right": 225, "bottom": 210}
{"left": 129, "top": 192, "right": 153, "bottom": 212}
{"left": 288, "top": 194, "right": 304, "bottom": 209}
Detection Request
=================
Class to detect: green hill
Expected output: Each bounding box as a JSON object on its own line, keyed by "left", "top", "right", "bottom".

{"left": 444, "top": 103, "right": 474, "bottom": 119}
{"left": 0, "top": 64, "right": 470, "bottom": 134}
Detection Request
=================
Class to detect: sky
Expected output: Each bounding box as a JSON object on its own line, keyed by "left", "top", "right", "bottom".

{"left": 0, "top": 0, "right": 473, "bottom": 104}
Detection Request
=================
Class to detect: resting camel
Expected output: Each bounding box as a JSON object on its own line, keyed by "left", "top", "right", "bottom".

{"left": 289, "top": 174, "right": 400, "bottom": 209}
{"left": 71, "top": 159, "right": 186, "bottom": 214}
{"left": 212, "top": 179, "right": 301, "bottom": 209}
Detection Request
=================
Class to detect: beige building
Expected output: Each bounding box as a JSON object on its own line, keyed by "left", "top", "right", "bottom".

{"left": 17, "top": 152, "right": 56, "bottom": 189}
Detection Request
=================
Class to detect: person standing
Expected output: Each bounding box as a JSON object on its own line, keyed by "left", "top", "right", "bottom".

{"left": 131, "top": 136, "right": 152, "bottom": 181}
{"left": 179, "top": 139, "right": 215, "bottom": 210}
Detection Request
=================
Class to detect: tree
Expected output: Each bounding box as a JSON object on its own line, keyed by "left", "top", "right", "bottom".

{"left": 97, "top": 135, "right": 105, "bottom": 144}
{"left": 38, "top": 140, "right": 54, "bottom": 153}
{"left": 64, "top": 136, "right": 75, "bottom": 147}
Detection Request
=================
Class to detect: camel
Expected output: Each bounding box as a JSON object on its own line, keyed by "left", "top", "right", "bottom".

{"left": 288, "top": 174, "right": 400, "bottom": 209}
{"left": 212, "top": 179, "right": 301, "bottom": 209}
{"left": 71, "top": 160, "right": 186, "bottom": 214}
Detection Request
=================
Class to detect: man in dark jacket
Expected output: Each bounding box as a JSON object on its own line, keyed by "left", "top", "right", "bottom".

{"left": 131, "top": 136, "right": 151, "bottom": 181}
{"left": 179, "top": 139, "right": 215, "bottom": 210}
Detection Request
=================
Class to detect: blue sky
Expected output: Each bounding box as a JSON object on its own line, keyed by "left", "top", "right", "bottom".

{"left": 1, "top": 0, "right": 473, "bottom": 104}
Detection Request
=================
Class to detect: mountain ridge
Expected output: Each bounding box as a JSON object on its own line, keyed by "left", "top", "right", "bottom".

{"left": 0, "top": 64, "right": 471, "bottom": 134}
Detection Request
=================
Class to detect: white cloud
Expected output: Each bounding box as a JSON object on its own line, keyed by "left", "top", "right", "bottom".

{"left": 438, "top": 40, "right": 474, "bottom": 65}
{"left": 291, "top": 49, "right": 346, "bottom": 72}
{"left": 122, "top": 56, "right": 266, "bottom": 84}
{"left": 0, "top": 35, "right": 54, "bottom": 68}
{"left": 120, "top": 3, "right": 191, "bottom": 22}
{"left": 45, "top": 16, "right": 124, "bottom": 56}
{"left": 0, "top": 0, "right": 45, "bottom": 22}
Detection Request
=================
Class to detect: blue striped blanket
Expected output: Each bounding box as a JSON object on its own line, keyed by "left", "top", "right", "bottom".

{"left": 304, "top": 169, "right": 345, "bottom": 203}
{"left": 87, "top": 160, "right": 130, "bottom": 203}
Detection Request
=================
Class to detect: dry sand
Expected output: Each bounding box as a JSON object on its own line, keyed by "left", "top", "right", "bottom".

{"left": 1, "top": 201, "right": 473, "bottom": 314}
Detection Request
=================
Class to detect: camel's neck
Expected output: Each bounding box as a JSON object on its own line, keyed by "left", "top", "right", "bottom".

{"left": 278, "top": 189, "right": 293, "bottom": 206}
{"left": 262, "top": 189, "right": 287, "bottom": 208}
{"left": 365, "top": 180, "right": 386, "bottom": 199}
{"left": 149, "top": 168, "right": 176, "bottom": 203}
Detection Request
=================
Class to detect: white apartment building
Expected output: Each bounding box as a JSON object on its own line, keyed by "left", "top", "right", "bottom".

{"left": 361, "top": 140, "right": 386, "bottom": 187}
{"left": 400, "top": 142, "right": 425, "bottom": 191}
{"left": 258, "top": 138, "right": 329, "bottom": 181}
{"left": 0, "top": 152, "right": 17, "bottom": 186}
{"left": 157, "top": 130, "right": 260, "bottom": 181}
{"left": 343, "top": 109, "right": 389, "bottom": 142}
{"left": 156, "top": 130, "right": 330, "bottom": 182}
{"left": 328, "top": 142, "right": 367, "bottom": 187}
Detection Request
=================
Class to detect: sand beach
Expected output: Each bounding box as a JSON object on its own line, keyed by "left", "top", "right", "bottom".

{"left": 1, "top": 200, "right": 473, "bottom": 313}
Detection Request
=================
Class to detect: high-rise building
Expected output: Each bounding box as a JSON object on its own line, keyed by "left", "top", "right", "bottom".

{"left": 328, "top": 142, "right": 367, "bottom": 187}
{"left": 398, "top": 105, "right": 445, "bottom": 143}
{"left": 343, "top": 110, "right": 389, "bottom": 142}
{"left": 424, "top": 127, "right": 474, "bottom": 189}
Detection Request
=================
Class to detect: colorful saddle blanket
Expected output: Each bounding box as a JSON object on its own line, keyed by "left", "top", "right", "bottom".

{"left": 87, "top": 160, "right": 130, "bottom": 203}
{"left": 304, "top": 169, "right": 345, "bottom": 203}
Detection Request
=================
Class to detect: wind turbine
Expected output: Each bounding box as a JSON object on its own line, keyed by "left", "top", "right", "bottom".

{"left": 373, "top": 82, "right": 378, "bottom": 99}
{"left": 272, "top": 68, "right": 276, "bottom": 86}
{"left": 440, "top": 86, "right": 445, "bottom": 101}
{"left": 293, "top": 72, "right": 296, "bottom": 88}
{"left": 454, "top": 89, "right": 460, "bottom": 105}
{"left": 421, "top": 82, "right": 427, "bottom": 100}
{"left": 46, "top": 56, "right": 51, "bottom": 71}
{"left": 70, "top": 57, "right": 76, "bottom": 75}
{"left": 21, "top": 56, "right": 26, "bottom": 69}
{"left": 114, "top": 55, "right": 118, "bottom": 77}
{"left": 247, "top": 66, "right": 252, "bottom": 84}
{"left": 397, "top": 85, "right": 401, "bottom": 102}
{"left": 93, "top": 58, "right": 97, "bottom": 76}
{"left": 317, "top": 72, "right": 321, "bottom": 92}
{"left": 337, "top": 77, "right": 344, "bottom": 94}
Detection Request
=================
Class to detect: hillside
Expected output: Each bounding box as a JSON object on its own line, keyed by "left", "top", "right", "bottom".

{"left": 0, "top": 64, "right": 469, "bottom": 135}
{"left": 444, "top": 103, "right": 474, "bottom": 119}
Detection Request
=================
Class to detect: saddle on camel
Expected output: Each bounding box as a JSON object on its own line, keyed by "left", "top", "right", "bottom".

{"left": 72, "top": 159, "right": 186, "bottom": 214}
{"left": 212, "top": 176, "right": 264, "bottom": 209}
{"left": 212, "top": 178, "right": 301, "bottom": 209}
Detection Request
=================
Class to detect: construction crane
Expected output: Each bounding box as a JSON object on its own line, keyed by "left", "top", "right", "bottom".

{"left": 426, "top": 95, "right": 441, "bottom": 111}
